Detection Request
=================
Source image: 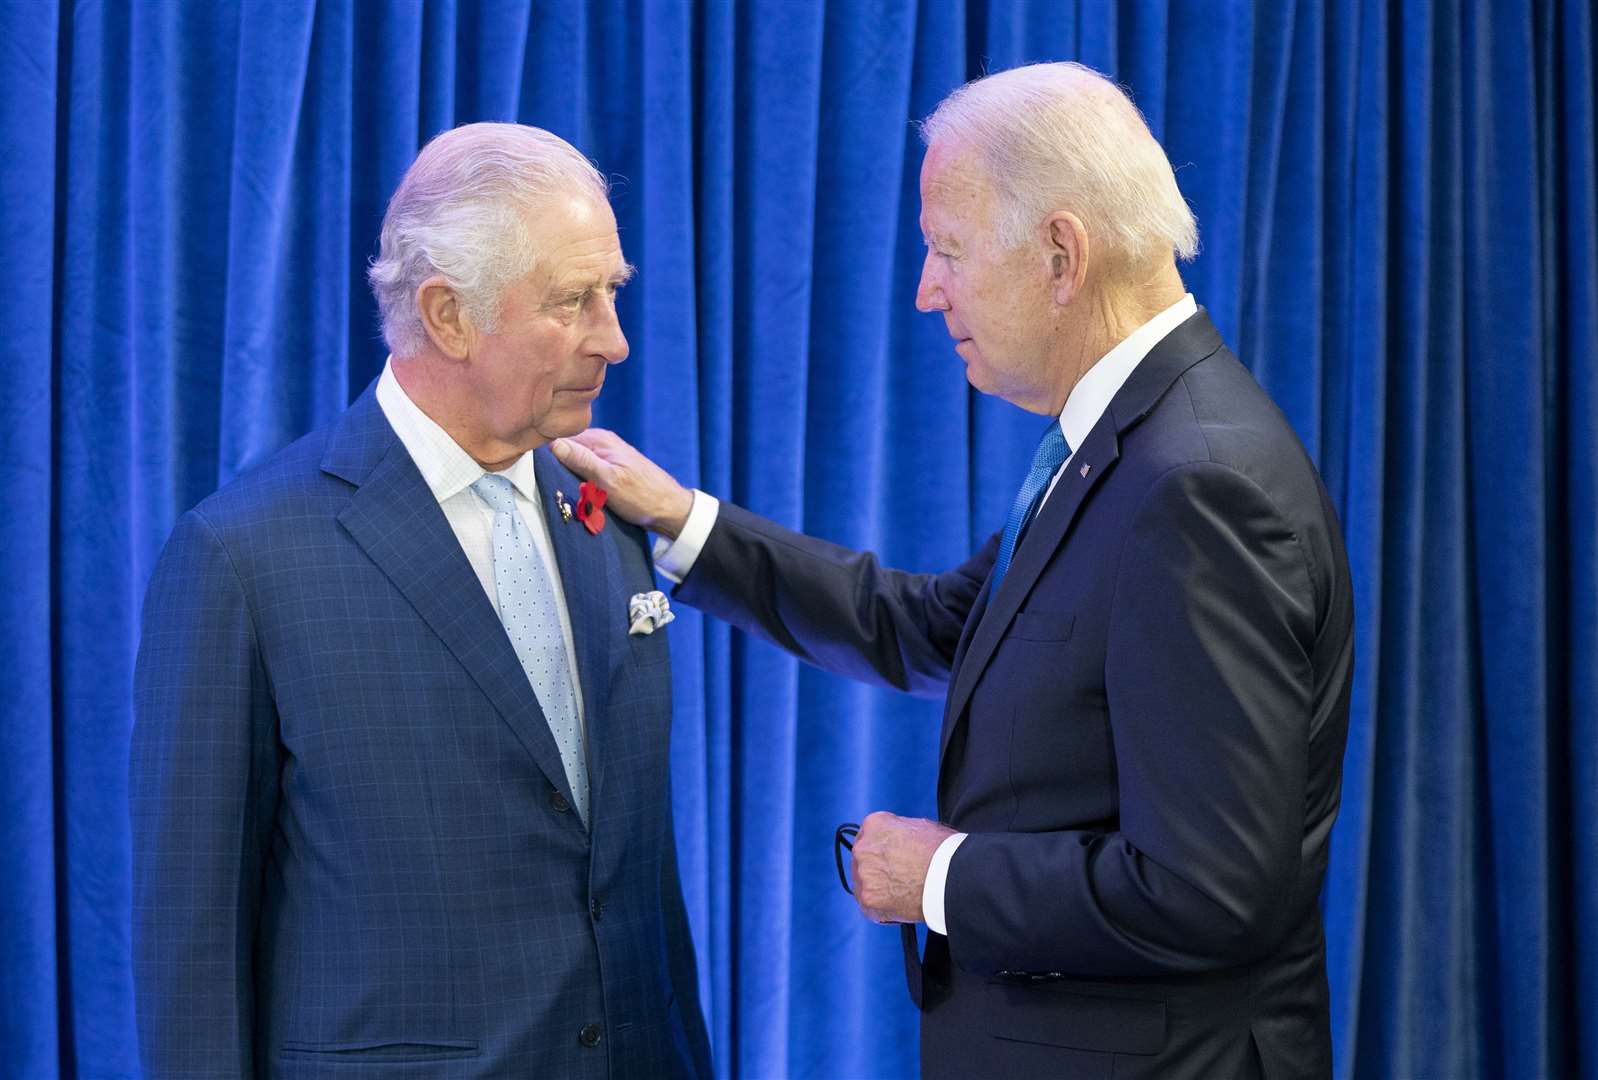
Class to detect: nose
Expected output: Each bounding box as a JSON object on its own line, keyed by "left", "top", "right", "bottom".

{"left": 591, "top": 293, "right": 630, "bottom": 364}
{"left": 915, "top": 251, "right": 947, "bottom": 313}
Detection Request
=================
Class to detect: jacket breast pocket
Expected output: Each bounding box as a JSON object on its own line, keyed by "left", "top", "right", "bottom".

{"left": 626, "top": 628, "right": 672, "bottom": 667}
{"left": 1007, "top": 611, "right": 1076, "bottom": 643}
{"left": 986, "top": 611, "right": 1078, "bottom": 714}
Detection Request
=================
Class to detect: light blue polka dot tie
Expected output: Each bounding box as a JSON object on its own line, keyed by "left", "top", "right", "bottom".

{"left": 472, "top": 473, "right": 589, "bottom": 824}
{"left": 990, "top": 422, "right": 1072, "bottom": 595}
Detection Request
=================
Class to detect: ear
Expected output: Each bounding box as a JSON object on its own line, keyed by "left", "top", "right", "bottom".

{"left": 1044, "top": 212, "right": 1090, "bottom": 306}
{"left": 416, "top": 275, "right": 473, "bottom": 360}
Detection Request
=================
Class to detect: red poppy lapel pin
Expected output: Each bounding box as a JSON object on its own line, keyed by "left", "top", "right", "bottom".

{"left": 576, "top": 480, "right": 608, "bottom": 535}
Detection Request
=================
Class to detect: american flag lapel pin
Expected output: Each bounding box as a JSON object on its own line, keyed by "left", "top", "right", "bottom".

{"left": 1079, "top": 463, "right": 1091, "bottom": 478}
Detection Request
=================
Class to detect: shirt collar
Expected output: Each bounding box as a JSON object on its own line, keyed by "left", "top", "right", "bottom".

{"left": 1057, "top": 293, "right": 1197, "bottom": 453}
{"left": 495, "top": 445, "right": 542, "bottom": 504}
{"left": 375, "top": 359, "right": 541, "bottom": 504}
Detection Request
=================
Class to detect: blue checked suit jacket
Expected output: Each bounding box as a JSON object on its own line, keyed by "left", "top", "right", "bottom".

{"left": 131, "top": 385, "right": 712, "bottom": 1079}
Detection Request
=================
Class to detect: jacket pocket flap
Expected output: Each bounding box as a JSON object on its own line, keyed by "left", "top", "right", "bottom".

{"left": 279, "top": 1039, "right": 478, "bottom": 1060}
{"left": 1008, "top": 612, "right": 1076, "bottom": 642}
{"left": 985, "top": 980, "right": 1165, "bottom": 1055}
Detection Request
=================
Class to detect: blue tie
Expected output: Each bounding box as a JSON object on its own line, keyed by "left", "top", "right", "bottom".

{"left": 472, "top": 473, "right": 589, "bottom": 824}
{"left": 990, "top": 423, "right": 1072, "bottom": 595}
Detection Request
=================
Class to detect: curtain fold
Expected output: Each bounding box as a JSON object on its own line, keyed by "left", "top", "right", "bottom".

{"left": 1, "top": 6, "right": 62, "bottom": 1078}
{"left": 2, "top": 2, "right": 1593, "bottom": 1077}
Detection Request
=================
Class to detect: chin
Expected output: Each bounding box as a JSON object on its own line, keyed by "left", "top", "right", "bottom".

{"left": 962, "top": 363, "right": 995, "bottom": 396}
{"left": 537, "top": 406, "right": 594, "bottom": 442}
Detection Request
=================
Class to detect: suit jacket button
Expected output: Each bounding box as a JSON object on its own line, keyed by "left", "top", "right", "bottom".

{"left": 590, "top": 897, "right": 604, "bottom": 921}
{"left": 578, "top": 1023, "right": 603, "bottom": 1048}
{"left": 550, "top": 790, "right": 571, "bottom": 813}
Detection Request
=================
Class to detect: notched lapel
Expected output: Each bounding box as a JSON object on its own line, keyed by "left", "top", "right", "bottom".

{"left": 935, "top": 308, "right": 1227, "bottom": 775}
{"left": 532, "top": 448, "right": 614, "bottom": 803}
{"left": 332, "top": 433, "right": 585, "bottom": 814}
{"left": 939, "top": 422, "right": 1119, "bottom": 768}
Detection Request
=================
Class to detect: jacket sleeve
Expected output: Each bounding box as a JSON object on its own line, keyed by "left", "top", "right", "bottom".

{"left": 946, "top": 462, "right": 1321, "bottom": 976}
{"left": 130, "top": 508, "right": 281, "bottom": 1076}
{"left": 674, "top": 501, "right": 998, "bottom": 699}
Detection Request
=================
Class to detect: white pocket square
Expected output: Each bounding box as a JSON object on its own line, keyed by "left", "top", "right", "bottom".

{"left": 628, "top": 590, "right": 676, "bottom": 636}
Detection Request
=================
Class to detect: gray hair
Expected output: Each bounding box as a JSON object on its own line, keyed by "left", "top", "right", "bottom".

{"left": 368, "top": 122, "right": 608, "bottom": 357}
{"left": 920, "top": 62, "right": 1198, "bottom": 268}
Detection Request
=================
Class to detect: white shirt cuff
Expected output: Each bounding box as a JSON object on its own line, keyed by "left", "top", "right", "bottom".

{"left": 921, "top": 832, "right": 968, "bottom": 936}
{"left": 651, "top": 490, "right": 720, "bottom": 584}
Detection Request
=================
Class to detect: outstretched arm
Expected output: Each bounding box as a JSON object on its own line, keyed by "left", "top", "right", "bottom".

{"left": 554, "top": 428, "right": 994, "bottom": 698}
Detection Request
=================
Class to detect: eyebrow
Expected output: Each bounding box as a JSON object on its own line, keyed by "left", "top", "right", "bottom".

{"left": 549, "top": 262, "right": 637, "bottom": 300}
{"left": 587, "top": 262, "right": 638, "bottom": 290}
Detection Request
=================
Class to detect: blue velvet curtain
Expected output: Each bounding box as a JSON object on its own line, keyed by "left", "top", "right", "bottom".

{"left": 2, "top": 1, "right": 1593, "bottom": 1077}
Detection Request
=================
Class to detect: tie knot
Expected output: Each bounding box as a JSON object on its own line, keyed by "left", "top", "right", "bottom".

{"left": 1031, "top": 423, "right": 1071, "bottom": 476}
{"left": 471, "top": 473, "right": 518, "bottom": 514}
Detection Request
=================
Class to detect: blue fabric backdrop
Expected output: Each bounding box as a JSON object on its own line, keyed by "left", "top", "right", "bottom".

{"left": 2, "top": 1, "right": 1594, "bottom": 1077}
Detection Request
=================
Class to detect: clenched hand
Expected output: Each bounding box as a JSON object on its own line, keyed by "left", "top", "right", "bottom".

{"left": 850, "top": 811, "right": 957, "bottom": 925}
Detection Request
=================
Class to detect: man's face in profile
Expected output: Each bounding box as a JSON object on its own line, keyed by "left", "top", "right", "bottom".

{"left": 464, "top": 195, "right": 633, "bottom": 451}
{"left": 914, "top": 140, "right": 1061, "bottom": 415}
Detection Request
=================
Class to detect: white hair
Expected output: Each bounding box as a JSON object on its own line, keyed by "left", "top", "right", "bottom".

{"left": 920, "top": 62, "right": 1198, "bottom": 268}
{"left": 368, "top": 122, "right": 609, "bottom": 357}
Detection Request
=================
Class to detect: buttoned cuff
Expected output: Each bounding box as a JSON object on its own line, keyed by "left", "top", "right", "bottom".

{"left": 921, "top": 831, "right": 968, "bottom": 936}
{"left": 652, "top": 490, "right": 720, "bottom": 584}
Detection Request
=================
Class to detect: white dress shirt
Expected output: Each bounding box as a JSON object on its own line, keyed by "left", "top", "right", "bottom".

{"left": 655, "top": 294, "right": 1199, "bottom": 935}
{"left": 375, "top": 361, "right": 587, "bottom": 726}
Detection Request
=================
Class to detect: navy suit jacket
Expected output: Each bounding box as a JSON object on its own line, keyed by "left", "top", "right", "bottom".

{"left": 676, "top": 311, "right": 1353, "bottom": 1079}
{"left": 131, "top": 385, "right": 712, "bottom": 1079}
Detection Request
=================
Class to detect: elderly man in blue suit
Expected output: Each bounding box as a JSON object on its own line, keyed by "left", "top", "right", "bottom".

{"left": 131, "top": 123, "right": 711, "bottom": 1078}
{"left": 556, "top": 64, "right": 1354, "bottom": 1078}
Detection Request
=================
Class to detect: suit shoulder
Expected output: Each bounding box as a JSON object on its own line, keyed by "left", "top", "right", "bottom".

{"left": 185, "top": 424, "right": 345, "bottom": 539}
{"left": 1128, "top": 348, "right": 1349, "bottom": 598}
{"left": 1133, "top": 349, "right": 1321, "bottom": 492}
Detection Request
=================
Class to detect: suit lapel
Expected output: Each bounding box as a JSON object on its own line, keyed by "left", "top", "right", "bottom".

{"left": 532, "top": 448, "right": 614, "bottom": 805}
{"left": 936, "top": 309, "right": 1228, "bottom": 773}
{"left": 324, "top": 390, "right": 585, "bottom": 814}
{"left": 938, "top": 422, "right": 1119, "bottom": 767}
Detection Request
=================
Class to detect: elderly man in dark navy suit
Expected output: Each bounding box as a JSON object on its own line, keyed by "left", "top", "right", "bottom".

{"left": 131, "top": 123, "right": 711, "bottom": 1078}
{"left": 556, "top": 63, "right": 1353, "bottom": 1079}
